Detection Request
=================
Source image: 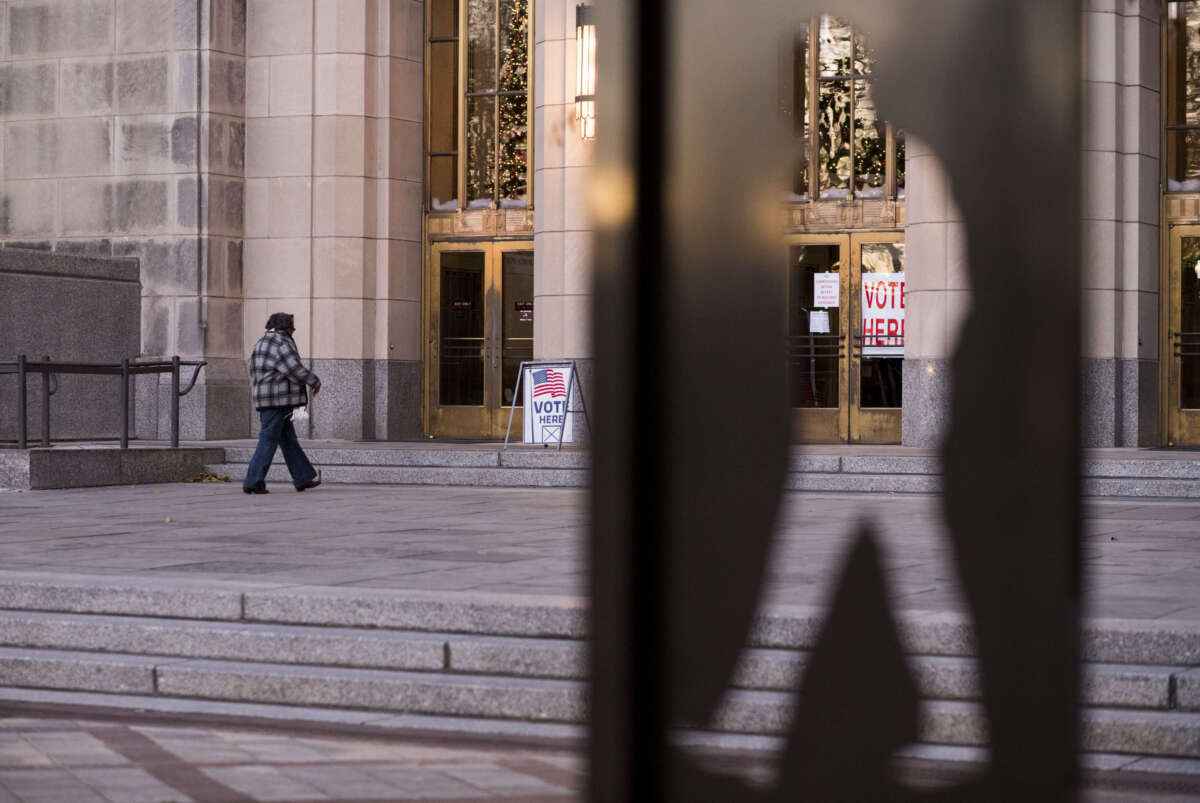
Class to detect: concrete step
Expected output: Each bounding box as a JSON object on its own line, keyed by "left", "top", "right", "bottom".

{"left": 209, "top": 463, "right": 590, "bottom": 488}
{"left": 210, "top": 446, "right": 1200, "bottom": 497}
{"left": 732, "top": 650, "right": 1178, "bottom": 710}
{"left": 2, "top": 645, "right": 1198, "bottom": 759}
{"left": 1, "top": 573, "right": 1198, "bottom": 666}
{"left": 784, "top": 472, "right": 942, "bottom": 493}
{"left": 0, "top": 610, "right": 447, "bottom": 672}
{"left": 0, "top": 612, "right": 1180, "bottom": 712}
{"left": 717, "top": 693, "right": 1200, "bottom": 759}
{"left": 219, "top": 447, "right": 590, "bottom": 470}
{"left": 0, "top": 646, "right": 586, "bottom": 722}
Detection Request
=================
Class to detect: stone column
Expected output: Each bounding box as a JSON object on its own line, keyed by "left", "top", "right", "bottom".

{"left": 901, "top": 138, "right": 968, "bottom": 448}
{"left": 242, "top": 0, "right": 422, "bottom": 440}
{"left": 0, "top": 0, "right": 248, "bottom": 440}
{"left": 533, "top": 0, "right": 593, "bottom": 439}
{"left": 1080, "top": 1, "right": 1160, "bottom": 446}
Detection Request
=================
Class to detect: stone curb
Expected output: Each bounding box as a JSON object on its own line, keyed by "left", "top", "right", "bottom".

{"left": 0, "top": 572, "right": 1197, "bottom": 665}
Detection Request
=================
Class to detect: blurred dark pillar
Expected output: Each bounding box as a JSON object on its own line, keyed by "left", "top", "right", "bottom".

{"left": 588, "top": 0, "right": 668, "bottom": 800}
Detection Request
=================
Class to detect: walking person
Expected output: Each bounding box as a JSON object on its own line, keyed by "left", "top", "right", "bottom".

{"left": 242, "top": 313, "right": 323, "bottom": 494}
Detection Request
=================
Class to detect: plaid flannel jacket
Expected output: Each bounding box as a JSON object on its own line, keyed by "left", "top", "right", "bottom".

{"left": 249, "top": 330, "right": 321, "bottom": 410}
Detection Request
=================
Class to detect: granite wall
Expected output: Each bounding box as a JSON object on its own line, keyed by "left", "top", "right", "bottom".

{"left": 0, "top": 248, "right": 139, "bottom": 441}
{"left": 0, "top": 0, "right": 249, "bottom": 439}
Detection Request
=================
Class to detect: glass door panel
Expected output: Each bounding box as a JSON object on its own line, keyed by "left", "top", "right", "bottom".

{"left": 427, "top": 241, "right": 534, "bottom": 439}
{"left": 439, "top": 252, "right": 486, "bottom": 406}
{"left": 849, "top": 234, "right": 904, "bottom": 443}
{"left": 501, "top": 250, "right": 534, "bottom": 406}
{"left": 788, "top": 235, "right": 849, "bottom": 442}
{"left": 857, "top": 241, "right": 904, "bottom": 408}
{"left": 787, "top": 232, "right": 904, "bottom": 444}
{"left": 1168, "top": 227, "right": 1200, "bottom": 444}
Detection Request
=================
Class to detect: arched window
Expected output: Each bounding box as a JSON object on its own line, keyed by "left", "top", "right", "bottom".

{"left": 782, "top": 16, "right": 904, "bottom": 202}
{"left": 427, "top": 0, "right": 532, "bottom": 211}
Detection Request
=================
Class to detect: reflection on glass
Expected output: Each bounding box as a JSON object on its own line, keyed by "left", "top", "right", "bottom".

{"left": 497, "top": 0, "right": 529, "bottom": 202}
{"left": 430, "top": 156, "right": 457, "bottom": 211}
{"left": 789, "top": 245, "right": 841, "bottom": 408}
{"left": 819, "top": 81, "right": 851, "bottom": 196}
{"left": 498, "top": 94, "right": 528, "bottom": 202}
{"left": 853, "top": 26, "right": 872, "bottom": 76}
{"left": 430, "top": 41, "right": 458, "bottom": 154}
{"left": 818, "top": 16, "right": 852, "bottom": 76}
{"left": 501, "top": 251, "right": 534, "bottom": 405}
{"left": 854, "top": 80, "right": 885, "bottom": 194}
{"left": 429, "top": 34, "right": 458, "bottom": 209}
{"left": 1182, "top": 238, "right": 1200, "bottom": 408}
{"left": 896, "top": 128, "right": 907, "bottom": 192}
{"left": 859, "top": 243, "right": 904, "bottom": 409}
{"left": 467, "top": 0, "right": 496, "bottom": 92}
{"left": 430, "top": 0, "right": 458, "bottom": 39}
{"left": 499, "top": 0, "right": 528, "bottom": 88}
{"left": 440, "top": 252, "right": 486, "bottom": 406}
{"left": 1168, "top": 130, "right": 1200, "bottom": 188}
{"left": 1168, "top": 3, "right": 1200, "bottom": 187}
{"left": 1168, "top": 3, "right": 1200, "bottom": 126}
{"left": 790, "top": 26, "right": 809, "bottom": 198}
{"left": 466, "top": 97, "right": 496, "bottom": 204}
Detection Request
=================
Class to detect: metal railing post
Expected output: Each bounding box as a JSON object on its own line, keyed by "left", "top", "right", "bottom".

{"left": 171, "top": 355, "right": 180, "bottom": 448}
{"left": 17, "top": 355, "right": 27, "bottom": 450}
{"left": 120, "top": 358, "right": 130, "bottom": 449}
{"left": 40, "top": 355, "right": 50, "bottom": 447}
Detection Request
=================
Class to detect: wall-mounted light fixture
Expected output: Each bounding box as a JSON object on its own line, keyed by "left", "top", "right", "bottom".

{"left": 575, "top": 4, "right": 596, "bottom": 139}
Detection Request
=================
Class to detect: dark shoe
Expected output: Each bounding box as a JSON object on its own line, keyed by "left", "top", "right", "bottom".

{"left": 296, "top": 470, "right": 321, "bottom": 492}
{"left": 243, "top": 487, "right": 269, "bottom": 494}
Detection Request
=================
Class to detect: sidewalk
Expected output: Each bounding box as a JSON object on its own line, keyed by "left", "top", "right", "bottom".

{"left": 1, "top": 483, "right": 1198, "bottom": 620}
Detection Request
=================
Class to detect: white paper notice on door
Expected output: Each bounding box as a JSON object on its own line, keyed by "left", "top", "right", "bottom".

{"left": 813, "top": 272, "right": 839, "bottom": 308}
{"left": 808, "top": 309, "right": 831, "bottom": 333}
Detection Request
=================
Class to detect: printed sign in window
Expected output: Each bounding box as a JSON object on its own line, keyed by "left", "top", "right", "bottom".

{"left": 860, "top": 272, "right": 905, "bottom": 356}
{"left": 813, "top": 272, "right": 840, "bottom": 308}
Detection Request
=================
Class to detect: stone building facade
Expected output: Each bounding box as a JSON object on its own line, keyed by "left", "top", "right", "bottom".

{"left": 0, "top": 0, "right": 1192, "bottom": 448}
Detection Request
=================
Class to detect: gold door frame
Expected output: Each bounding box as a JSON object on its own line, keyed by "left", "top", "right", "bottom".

{"left": 424, "top": 240, "right": 533, "bottom": 439}
{"left": 787, "top": 233, "right": 852, "bottom": 443}
{"left": 849, "top": 231, "right": 905, "bottom": 444}
{"left": 786, "top": 231, "right": 904, "bottom": 444}
{"left": 1165, "top": 225, "right": 1200, "bottom": 445}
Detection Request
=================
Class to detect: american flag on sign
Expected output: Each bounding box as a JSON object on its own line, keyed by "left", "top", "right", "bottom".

{"left": 532, "top": 368, "right": 566, "bottom": 398}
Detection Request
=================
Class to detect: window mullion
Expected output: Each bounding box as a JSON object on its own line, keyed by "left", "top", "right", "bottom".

{"left": 808, "top": 17, "right": 819, "bottom": 203}
{"left": 848, "top": 30, "right": 856, "bottom": 200}
{"left": 885, "top": 122, "right": 896, "bottom": 200}
{"left": 494, "top": 3, "right": 501, "bottom": 205}
{"left": 457, "top": 0, "right": 467, "bottom": 209}
{"left": 527, "top": 0, "right": 534, "bottom": 207}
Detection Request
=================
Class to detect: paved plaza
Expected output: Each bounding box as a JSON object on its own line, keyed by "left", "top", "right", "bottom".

{"left": 0, "top": 712, "right": 579, "bottom": 802}
{"left": 0, "top": 482, "right": 1199, "bottom": 620}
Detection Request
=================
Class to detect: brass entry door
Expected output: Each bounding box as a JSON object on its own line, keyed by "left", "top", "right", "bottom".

{"left": 787, "top": 232, "right": 905, "bottom": 443}
{"left": 427, "top": 241, "right": 534, "bottom": 439}
{"left": 1167, "top": 226, "right": 1200, "bottom": 445}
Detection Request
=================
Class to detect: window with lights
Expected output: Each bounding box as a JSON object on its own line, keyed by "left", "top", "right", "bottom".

{"left": 427, "top": 0, "right": 532, "bottom": 212}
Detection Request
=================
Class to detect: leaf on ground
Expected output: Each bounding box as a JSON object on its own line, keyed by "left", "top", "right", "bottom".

{"left": 183, "top": 471, "right": 231, "bottom": 483}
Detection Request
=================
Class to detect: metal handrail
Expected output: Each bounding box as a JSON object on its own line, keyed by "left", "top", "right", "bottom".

{"left": 0, "top": 355, "right": 206, "bottom": 450}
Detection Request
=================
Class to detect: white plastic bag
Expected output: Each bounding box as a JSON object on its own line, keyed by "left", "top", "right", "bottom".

{"left": 291, "top": 406, "right": 310, "bottom": 425}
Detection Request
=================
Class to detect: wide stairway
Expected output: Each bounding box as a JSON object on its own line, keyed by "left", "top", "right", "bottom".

{"left": 210, "top": 443, "right": 1200, "bottom": 498}
{"left": 0, "top": 572, "right": 1197, "bottom": 771}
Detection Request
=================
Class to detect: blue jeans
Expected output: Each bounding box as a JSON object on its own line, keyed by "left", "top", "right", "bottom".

{"left": 242, "top": 407, "right": 317, "bottom": 491}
